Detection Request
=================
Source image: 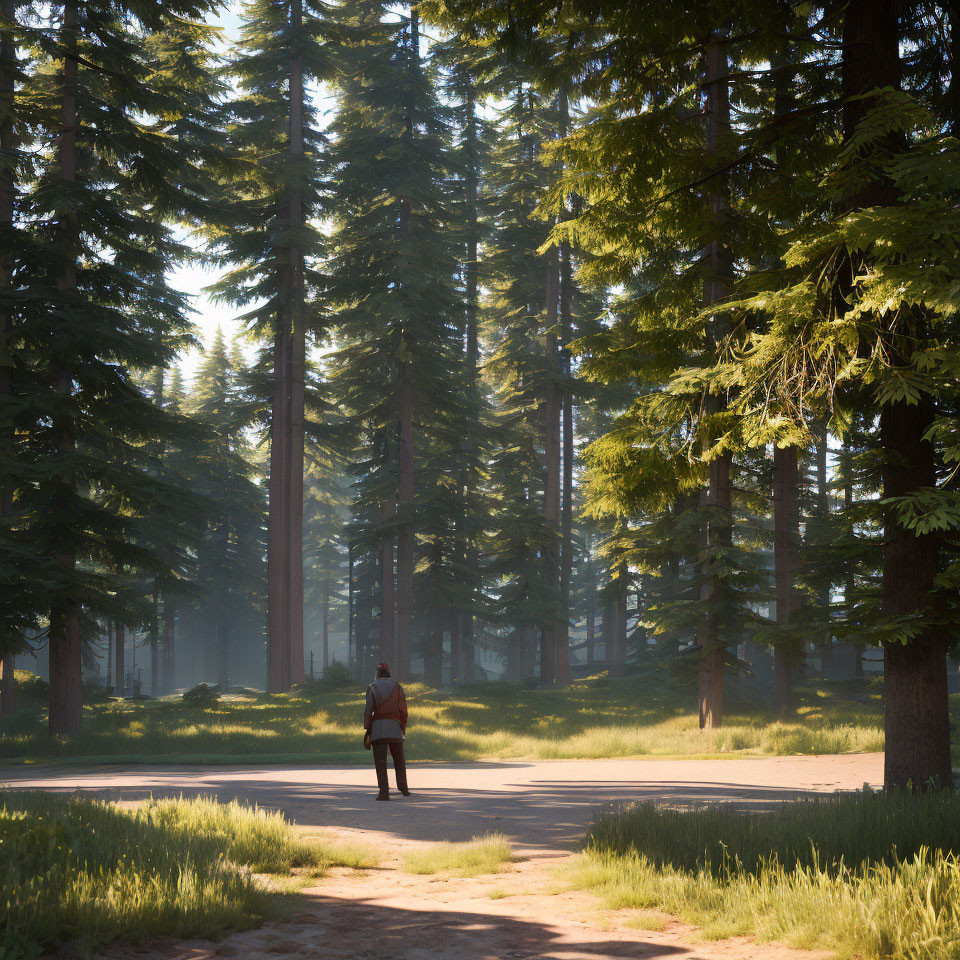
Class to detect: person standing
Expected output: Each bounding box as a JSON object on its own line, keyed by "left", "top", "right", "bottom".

{"left": 363, "top": 662, "right": 410, "bottom": 800}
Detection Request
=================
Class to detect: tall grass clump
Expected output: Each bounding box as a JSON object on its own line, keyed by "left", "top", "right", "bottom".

{"left": 573, "top": 790, "right": 960, "bottom": 958}
{"left": 142, "top": 795, "right": 380, "bottom": 874}
{"left": 0, "top": 792, "right": 372, "bottom": 959}
{"left": 403, "top": 834, "right": 515, "bottom": 877}
{"left": 587, "top": 789, "right": 960, "bottom": 875}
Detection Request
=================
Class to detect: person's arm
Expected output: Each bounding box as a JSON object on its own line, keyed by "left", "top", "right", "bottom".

{"left": 398, "top": 685, "right": 408, "bottom": 734}
{"left": 363, "top": 686, "right": 374, "bottom": 730}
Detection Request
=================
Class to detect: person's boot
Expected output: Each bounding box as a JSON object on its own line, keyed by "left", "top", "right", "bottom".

{"left": 400, "top": 789, "right": 411, "bottom": 797}
{"left": 376, "top": 792, "right": 390, "bottom": 801}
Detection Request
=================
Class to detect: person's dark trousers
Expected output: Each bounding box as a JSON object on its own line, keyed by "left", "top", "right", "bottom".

{"left": 372, "top": 741, "right": 408, "bottom": 795}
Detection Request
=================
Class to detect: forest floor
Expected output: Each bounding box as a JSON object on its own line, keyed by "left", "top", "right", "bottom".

{"left": 0, "top": 671, "right": 922, "bottom": 764}
{"left": 5, "top": 754, "right": 881, "bottom": 960}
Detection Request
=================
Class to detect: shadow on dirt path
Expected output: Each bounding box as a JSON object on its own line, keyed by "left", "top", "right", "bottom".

{"left": 8, "top": 754, "right": 881, "bottom": 959}
{"left": 0, "top": 753, "right": 883, "bottom": 851}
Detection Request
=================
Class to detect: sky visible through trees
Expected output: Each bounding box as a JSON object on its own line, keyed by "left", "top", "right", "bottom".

{"left": 1, "top": 0, "right": 958, "bottom": 792}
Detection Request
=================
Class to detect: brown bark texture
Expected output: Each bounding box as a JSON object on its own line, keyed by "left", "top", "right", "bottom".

{"left": 556, "top": 81, "right": 574, "bottom": 687}
{"left": 321, "top": 578, "right": 329, "bottom": 671}
{"left": 48, "top": 0, "right": 82, "bottom": 736}
{"left": 393, "top": 7, "right": 419, "bottom": 682}
{"left": 772, "top": 446, "right": 800, "bottom": 714}
{"left": 457, "top": 77, "right": 479, "bottom": 685}
{"left": 267, "top": 325, "right": 291, "bottom": 691}
{"left": 396, "top": 364, "right": 414, "bottom": 681}
{"left": 162, "top": 597, "right": 175, "bottom": 693}
{"left": 841, "top": 0, "right": 953, "bottom": 789}
{"left": 217, "top": 604, "right": 228, "bottom": 692}
{"left": 287, "top": 9, "right": 306, "bottom": 687}
{"left": 267, "top": 0, "right": 308, "bottom": 691}
{"left": 115, "top": 624, "right": 125, "bottom": 696}
{"left": 379, "top": 496, "right": 395, "bottom": 666}
{"left": 540, "top": 245, "right": 561, "bottom": 686}
{"left": 611, "top": 563, "right": 627, "bottom": 677}
{"left": 815, "top": 428, "right": 832, "bottom": 675}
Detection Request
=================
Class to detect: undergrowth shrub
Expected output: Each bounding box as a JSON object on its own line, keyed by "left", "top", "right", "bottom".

{"left": 181, "top": 682, "right": 221, "bottom": 706}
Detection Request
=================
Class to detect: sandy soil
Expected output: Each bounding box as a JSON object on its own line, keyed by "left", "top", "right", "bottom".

{"left": 2, "top": 753, "right": 883, "bottom": 960}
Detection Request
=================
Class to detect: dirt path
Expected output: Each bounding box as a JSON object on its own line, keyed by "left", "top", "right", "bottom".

{"left": 3, "top": 754, "right": 882, "bottom": 959}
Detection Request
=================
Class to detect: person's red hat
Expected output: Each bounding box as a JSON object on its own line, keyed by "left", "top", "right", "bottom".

{"left": 377, "top": 662, "right": 389, "bottom": 671}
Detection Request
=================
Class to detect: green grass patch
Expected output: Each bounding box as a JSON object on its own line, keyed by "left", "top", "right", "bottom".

{"left": 623, "top": 910, "right": 669, "bottom": 932}
{"left": 0, "top": 671, "right": 924, "bottom": 765}
{"left": 403, "top": 834, "right": 515, "bottom": 877}
{"left": 572, "top": 790, "right": 960, "bottom": 958}
{"left": 0, "top": 792, "right": 376, "bottom": 958}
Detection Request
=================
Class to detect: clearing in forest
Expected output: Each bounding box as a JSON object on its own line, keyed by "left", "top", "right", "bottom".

{"left": 0, "top": 672, "right": 914, "bottom": 765}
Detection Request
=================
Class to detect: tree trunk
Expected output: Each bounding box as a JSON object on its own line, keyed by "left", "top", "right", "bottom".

{"left": 0, "top": 654, "right": 14, "bottom": 716}
{"left": 556, "top": 81, "right": 574, "bottom": 688}
{"left": 461, "top": 611, "right": 474, "bottom": 683}
{"left": 106, "top": 622, "right": 113, "bottom": 691}
{"left": 772, "top": 445, "right": 800, "bottom": 714}
{"left": 347, "top": 543, "right": 355, "bottom": 673}
{"left": 505, "top": 627, "right": 521, "bottom": 681}
{"left": 148, "top": 362, "right": 164, "bottom": 697}
{"left": 0, "top": 0, "right": 15, "bottom": 523}
{"left": 602, "top": 599, "right": 613, "bottom": 664}
{"left": 394, "top": 6, "right": 419, "bottom": 683}
{"left": 461, "top": 76, "right": 479, "bottom": 686}
{"left": 0, "top": 16, "right": 13, "bottom": 713}
{"left": 696, "top": 37, "right": 731, "bottom": 732}
{"left": 698, "top": 453, "right": 728, "bottom": 730}
{"left": 815, "top": 427, "right": 832, "bottom": 676}
{"left": 267, "top": 323, "right": 291, "bottom": 691}
{"left": 396, "top": 364, "right": 414, "bottom": 680}
{"left": 116, "top": 624, "right": 125, "bottom": 697}
{"left": 585, "top": 540, "right": 596, "bottom": 665}
{"left": 379, "top": 495, "right": 395, "bottom": 666}
{"left": 586, "top": 604, "right": 595, "bottom": 664}
{"left": 882, "top": 395, "right": 952, "bottom": 789}
{"left": 842, "top": 443, "right": 863, "bottom": 679}
{"left": 525, "top": 626, "right": 537, "bottom": 680}
{"left": 48, "top": 0, "right": 82, "bottom": 736}
{"left": 769, "top": 40, "right": 798, "bottom": 712}
{"left": 162, "top": 596, "right": 175, "bottom": 693}
{"left": 356, "top": 560, "right": 377, "bottom": 679}
{"left": 321, "top": 577, "right": 329, "bottom": 672}
{"left": 448, "top": 609, "right": 462, "bottom": 683}
{"left": 217, "top": 603, "right": 228, "bottom": 692}
{"left": 840, "top": 0, "right": 953, "bottom": 790}
{"left": 267, "top": 0, "right": 308, "bottom": 693}
{"left": 449, "top": 75, "right": 479, "bottom": 688}
{"left": 425, "top": 604, "right": 443, "bottom": 687}
{"left": 149, "top": 582, "right": 159, "bottom": 696}
{"left": 423, "top": 539, "right": 443, "bottom": 686}
{"left": 612, "top": 563, "right": 627, "bottom": 677}
{"left": 540, "top": 244, "right": 561, "bottom": 686}
{"left": 286, "top": 0, "right": 306, "bottom": 688}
